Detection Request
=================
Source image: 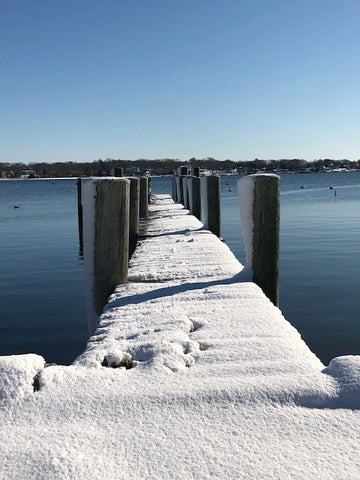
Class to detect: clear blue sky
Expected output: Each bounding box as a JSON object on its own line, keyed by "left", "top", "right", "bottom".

{"left": 1, "top": 0, "right": 359, "bottom": 163}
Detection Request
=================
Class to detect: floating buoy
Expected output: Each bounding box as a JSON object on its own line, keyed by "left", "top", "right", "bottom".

{"left": 300, "top": 185, "right": 305, "bottom": 189}
{"left": 329, "top": 186, "right": 334, "bottom": 190}
{"left": 13, "top": 205, "right": 20, "bottom": 208}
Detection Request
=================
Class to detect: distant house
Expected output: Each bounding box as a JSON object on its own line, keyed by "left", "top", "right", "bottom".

{"left": 20, "top": 169, "right": 39, "bottom": 179}
{"left": 126, "top": 166, "right": 140, "bottom": 175}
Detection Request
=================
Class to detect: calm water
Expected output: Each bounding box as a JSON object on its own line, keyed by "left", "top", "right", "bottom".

{"left": 0, "top": 179, "right": 87, "bottom": 364}
{"left": 1, "top": 173, "right": 360, "bottom": 365}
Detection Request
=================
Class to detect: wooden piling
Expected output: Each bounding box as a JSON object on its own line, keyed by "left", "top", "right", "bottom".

{"left": 93, "top": 179, "right": 130, "bottom": 316}
{"left": 172, "top": 176, "right": 178, "bottom": 202}
{"left": 128, "top": 177, "right": 140, "bottom": 256}
{"left": 113, "top": 167, "right": 124, "bottom": 177}
{"left": 252, "top": 175, "right": 280, "bottom": 307}
{"left": 188, "top": 176, "right": 201, "bottom": 220}
{"left": 139, "top": 176, "right": 149, "bottom": 218}
{"left": 175, "top": 176, "right": 185, "bottom": 205}
{"left": 201, "top": 175, "right": 221, "bottom": 237}
{"left": 237, "top": 174, "right": 280, "bottom": 307}
{"left": 177, "top": 166, "right": 189, "bottom": 176}
{"left": 190, "top": 167, "right": 200, "bottom": 177}
{"left": 77, "top": 178, "right": 83, "bottom": 255}
{"left": 182, "top": 176, "right": 189, "bottom": 209}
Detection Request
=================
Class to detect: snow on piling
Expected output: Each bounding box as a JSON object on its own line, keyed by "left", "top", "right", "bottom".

{"left": 237, "top": 174, "right": 280, "bottom": 306}
{"left": 82, "top": 178, "right": 130, "bottom": 334}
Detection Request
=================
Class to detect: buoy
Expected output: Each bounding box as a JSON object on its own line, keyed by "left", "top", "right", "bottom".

{"left": 329, "top": 186, "right": 334, "bottom": 190}
{"left": 13, "top": 205, "right": 20, "bottom": 208}
{"left": 300, "top": 185, "right": 305, "bottom": 189}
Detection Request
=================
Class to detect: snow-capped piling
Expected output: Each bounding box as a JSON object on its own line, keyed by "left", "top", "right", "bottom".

{"left": 237, "top": 174, "right": 280, "bottom": 306}
{"left": 201, "top": 175, "right": 221, "bottom": 237}
{"left": 177, "top": 166, "right": 189, "bottom": 176}
{"left": 83, "top": 178, "right": 130, "bottom": 333}
{"left": 128, "top": 177, "right": 140, "bottom": 256}
{"left": 188, "top": 176, "right": 201, "bottom": 220}
{"left": 139, "top": 176, "right": 149, "bottom": 218}
{"left": 94, "top": 178, "right": 130, "bottom": 314}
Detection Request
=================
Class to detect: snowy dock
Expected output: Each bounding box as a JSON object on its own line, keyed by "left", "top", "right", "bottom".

{"left": 1, "top": 193, "right": 360, "bottom": 479}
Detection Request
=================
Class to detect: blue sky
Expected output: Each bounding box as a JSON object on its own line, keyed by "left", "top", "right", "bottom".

{"left": 1, "top": 0, "right": 359, "bottom": 163}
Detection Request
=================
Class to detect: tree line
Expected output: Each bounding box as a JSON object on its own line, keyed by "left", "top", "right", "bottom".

{"left": 1, "top": 157, "right": 360, "bottom": 178}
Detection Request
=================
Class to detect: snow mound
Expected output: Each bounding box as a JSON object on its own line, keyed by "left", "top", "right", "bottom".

{"left": 324, "top": 355, "right": 360, "bottom": 408}
{"left": 0, "top": 354, "right": 45, "bottom": 404}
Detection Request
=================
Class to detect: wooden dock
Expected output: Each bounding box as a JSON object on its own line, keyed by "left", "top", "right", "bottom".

{"left": 78, "top": 193, "right": 336, "bottom": 408}
{"left": 1, "top": 190, "right": 360, "bottom": 479}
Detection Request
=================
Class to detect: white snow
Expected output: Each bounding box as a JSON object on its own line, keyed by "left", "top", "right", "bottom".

{"left": 0, "top": 354, "right": 44, "bottom": 404}
{"left": 1, "top": 193, "right": 360, "bottom": 479}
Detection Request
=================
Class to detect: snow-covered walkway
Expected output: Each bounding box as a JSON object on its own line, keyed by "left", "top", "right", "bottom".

{"left": 1, "top": 194, "right": 360, "bottom": 479}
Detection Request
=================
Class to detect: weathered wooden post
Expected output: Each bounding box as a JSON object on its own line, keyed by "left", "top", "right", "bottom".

{"left": 148, "top": 176, "right": 151, "bottom": 203}
{"left": 188, "top": 176, "right": 201, "bottom": 220}
{"left": 177, "top": 166, "right": 189, "bottom": 176}
{"left": 175, "top": 175, "right": 185, "bottom": 205}
{"left": 112, "top": 167, "right": 124, "bottom": 177}
{"left": 128, "top": 177, "right": 140, "bottom": 256}
{"left": 190, "top": 167, "right": 200, "bottom": 177}
{"left": 77, "top": 178, "right": 83, "bottom": 255}
{"left": 237, "top": 174, "right": 280, "bottom": 306}
{"left": 172, "top": 175, "right": 178, "bottom": 202}
{"left": 182, "top": 175, "right": 189, "bottom": 209}
{"left": 175, "top": 166, "right": 189, "bottom": 205}
{"left": 82, "top": 178, "right": 130, "bottom": 333}
{"left": 201, "top": 175, "right": 221, "bottom": 237}
{"left": 139, "top": 176, "right": 149, "bottom": 218}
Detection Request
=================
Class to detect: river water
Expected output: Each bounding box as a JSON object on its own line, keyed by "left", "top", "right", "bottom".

{"left": 1, "top": 173, "right": 359, "bottom": 365}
